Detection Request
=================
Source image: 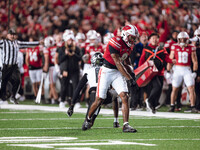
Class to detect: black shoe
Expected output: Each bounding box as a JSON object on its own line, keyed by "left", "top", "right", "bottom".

{"left": 191, "top": 107, "right": 199, "bottom": 113}
{"left": 113, "top": 122, "right": 120, "bottom": 128}
{"left": 10, "top": 98, "right": 19, "bottom": 104}
{"left": 168, "top": 106, "right": 175, "bottom": 112}
{"left": 67, "top": 105, "right": 74, "bottom": 117}
{"left": 152, "top": 107, "right": 156, "bottom": 114}
{"left": 82, "top": 119, "right": 91, "bottom": 131}
{"left": 123, "top": 123, "right": 137, "bottom": 133}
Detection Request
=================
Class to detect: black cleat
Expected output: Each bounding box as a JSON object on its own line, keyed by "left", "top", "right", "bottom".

{"left": 152, "top": 107, "right": 156, "bottom": 114}
{"left": 168, "top": 106, "right": 175, "bottom": 112}
{"left": 123, "top": 123, "right": 137, "bottom": 133}
{"left": 113, "top": 122, "right": 120, "bottom": 128}
{"left": 67, "top": 105, "right": 74, "bottom": 117}
{"left": 82, "top": 120, "right": 91, "bottom": 131}
{"left": 10, "top": 98, "right": 19, "bottom": 104}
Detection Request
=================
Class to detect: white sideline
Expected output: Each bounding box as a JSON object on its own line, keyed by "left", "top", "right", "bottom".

{"left": 0, "top": 104, "right": 200, "bottom": 119}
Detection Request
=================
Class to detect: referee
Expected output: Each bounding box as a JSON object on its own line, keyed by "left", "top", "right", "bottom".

{"left": 0, "top": 28, "right": 41, "bottom": 104}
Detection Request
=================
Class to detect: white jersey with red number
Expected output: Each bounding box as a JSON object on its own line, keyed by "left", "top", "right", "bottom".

{"left": 103, "top": 36, "right": 132, "bottom": 66}
{"left": 171, "top": 43, "right": 196, "bottom": 67}
{"left": 27, "top": 45, "right": 43, "bottom": 68}
{"left": 85, "top": 44, "right": 104, "bottom": 64}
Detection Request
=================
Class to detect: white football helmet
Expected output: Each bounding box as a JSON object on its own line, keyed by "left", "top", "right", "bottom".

{"left": 44, "top": 36, "right": 55, "bottom": 48}
{"left": 75, "top": 32, "right": 86, "bottom": 41}
{"left": 194, "top": 29, "right": 200, "bottom": 37}
{"left": 64, "top": 29, "right": 74, "bottom": 35}
{"left": 89, "top": 32, "right": 98, "bottom": 46}
{"left": 63, "top": 31, "right": 75, "bottom": 42}
{"left": 121, "top": 25, "right": 139, "bottom": 47}
{"left": 177, "top": 31, "right": 189, "bottom": 47}
{"left": 86, "top": 30, "right": 97, "bottom": 43}
{"left": 103, "top": 32, "right": 114, "bottom": 45}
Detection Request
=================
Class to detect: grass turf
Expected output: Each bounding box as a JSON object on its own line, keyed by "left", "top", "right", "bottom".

{"left": 0, "top": 105, "right": 200, "bottom": 150}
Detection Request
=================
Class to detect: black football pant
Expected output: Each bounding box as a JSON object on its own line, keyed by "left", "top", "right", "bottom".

{"left": 195, "top": 81, "right": 200, "bottom": 110}
{"left": 0, "top": 64, "right": 21, "bottom": 100}
{"left": 148, "top": 76, "right": 164, "bottom": 108}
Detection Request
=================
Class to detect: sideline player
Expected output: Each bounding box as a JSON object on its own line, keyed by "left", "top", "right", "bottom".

{"left": 43, "top": 36, "right": 59, "bottom": 104}
{"left": 167, "top": 32, "right": 199, "bottom": 113}
{"left": 82, "top": 25, "right": 140, "bottom": 133}
{"left": 25, "top": 38, "right": 43, "bottom": 98}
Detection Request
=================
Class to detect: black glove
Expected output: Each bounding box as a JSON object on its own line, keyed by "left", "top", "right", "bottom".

{"left": 67, "top": 105, "right": 74, "bottom": 117}
{"left": 127, "top": 79, "right": 136, "bottom": 87}
{"left": 127, "top": 79, "right": 139, "bottom": 91}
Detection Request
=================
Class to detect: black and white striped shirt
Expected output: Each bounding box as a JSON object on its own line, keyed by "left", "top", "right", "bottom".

{"left": 0, "top": 39, "right": 39, "bottom": 65}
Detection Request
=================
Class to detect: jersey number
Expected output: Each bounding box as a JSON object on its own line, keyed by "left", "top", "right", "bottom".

{"left": 29, "top": 52, "right": 38, "bottom": 62}
{"left": 178, "top": 52, "right": 188, "bottom": 64}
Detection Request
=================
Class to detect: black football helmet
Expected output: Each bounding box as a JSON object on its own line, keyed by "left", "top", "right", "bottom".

{"left": 91, "top": 52, "right": 104, "bottom": 66}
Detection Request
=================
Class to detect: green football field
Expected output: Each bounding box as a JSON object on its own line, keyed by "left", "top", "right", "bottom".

{"left": 0, "top": 103, "right": 200, "bottom": 150}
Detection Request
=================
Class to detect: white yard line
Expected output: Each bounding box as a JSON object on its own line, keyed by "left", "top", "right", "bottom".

{"left": 8, "top": 141, "right": 156, "bottom": 148}
{"left": 1, "top": 104, "right": 200, "bottom": 119}
{"left": 0, "top": 126, "right": 200, "bottom": 131}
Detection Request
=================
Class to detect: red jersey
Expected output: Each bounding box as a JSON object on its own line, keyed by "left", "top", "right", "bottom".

{"left": 85, "top": 44, "right": 104, "bottom": 64}
{"left": 164, "top": 39, "right": 176, "bottom": 53}
{"left": 104, "top": 36, "right": 132, "bottom": 66}
{"left": 171, "top": 43, "right": 196, "bottom": 66}
{"left": 44, "top": 46, "right": 57, "bottom": 66}
{"left": 27, "top": 46, "right": 43, "bottom": 68}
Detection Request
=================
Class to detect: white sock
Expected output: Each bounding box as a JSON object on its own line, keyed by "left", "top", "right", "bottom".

{"left": 114, "top": 118, "right": 118, "bottom": 123}
{"left": 123, "top": 122, "right": 129, "bottom": 126}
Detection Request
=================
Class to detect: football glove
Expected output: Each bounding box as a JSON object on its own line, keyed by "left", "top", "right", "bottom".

{"left": 67, "top": 105, "right": 74, "bottom": 117}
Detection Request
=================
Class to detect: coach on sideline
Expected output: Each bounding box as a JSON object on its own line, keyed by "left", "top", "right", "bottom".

{"left": 0, "top": 28, "right": 42, "bottom": 104}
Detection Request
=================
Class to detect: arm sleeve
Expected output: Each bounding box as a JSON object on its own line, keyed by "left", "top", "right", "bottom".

{"left": 164, "top": 48, "right": 173, "bottom": 63}
{"left": 0, "top": 40, "right": 3, "bottom": 49}
{"left": 138, "top": 48, "right": 146, "bottom": 66}
{"left": 71, "top": 74, "right": 88, "bottom": 105}
{"left": 18, "top": 41, "right": 40, "bottom": 49}
{"left": 73, "top": 47, "right": 82, "bottom": 61}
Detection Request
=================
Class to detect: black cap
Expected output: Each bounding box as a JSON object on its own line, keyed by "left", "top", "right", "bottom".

{"left": 148, "top": 33, "right": 159, "bottom": 40}
{"left": 8, "top": 28, "right": 16, "bottom": 35}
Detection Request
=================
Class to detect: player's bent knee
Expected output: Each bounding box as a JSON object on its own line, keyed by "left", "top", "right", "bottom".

{"left": 119, "top": 92, "right": 128, "bottom": 101}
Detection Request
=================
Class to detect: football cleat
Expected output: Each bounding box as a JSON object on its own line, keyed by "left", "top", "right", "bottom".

{"left": 82, "top": 120, "right": 92, "bottom": 131}
{"left": 123, "top": 123, "right": 137, "bottom": 133}
{"left": 67, "top": 105, "right": 74, "bottom": 117}
{"left": 168, "top": 106, "right": 175, "bottom": 112}
{"left": 10, "top": 98, "right": 19, "bottom": 104}
{"left": 113, "top": 122, "right": 120, "bottom": 128}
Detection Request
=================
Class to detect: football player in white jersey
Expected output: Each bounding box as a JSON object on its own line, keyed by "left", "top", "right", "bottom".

{"left": 67, "top": 52, "right": 120, "bottom": 128}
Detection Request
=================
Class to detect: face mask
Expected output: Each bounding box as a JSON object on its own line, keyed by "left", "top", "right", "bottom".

{"left": 179, "top": 43, "right": 185, "bottom": 47}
